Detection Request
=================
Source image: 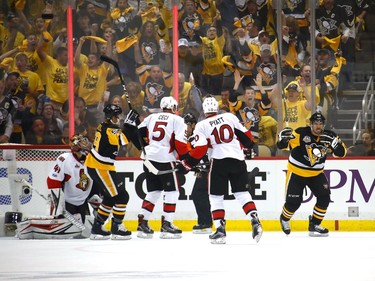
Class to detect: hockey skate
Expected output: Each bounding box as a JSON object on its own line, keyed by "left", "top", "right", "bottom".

{"left": 192, "top": 224, "right": 212, "bottom": 234}
{"left": 308, "top": 216, "right": 329, "bottom": 237}
{"left": 251, "top": 214, "right": 263, "bottom": 243}
{"left": 160, "top": 216, "right": 182, "bottom": 239}
{"left": 209, "top": 220, "right": 226, "bottom": 244}
{"left": 111, "top": 219, "right": 132, "bottom": 240}
{"left": 280, "top": 215, "right": 291, "bottom": 235}
{"left": 137, "top": 214, "right": 154, "bottom": 239}
{"left": 90, "top": 219, "right": 111, "bottom": 240}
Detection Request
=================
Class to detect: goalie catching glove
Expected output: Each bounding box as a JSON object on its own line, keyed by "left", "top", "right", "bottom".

{"left": 320, "top": 131, "right": 341, "bottom": 150}
{"left": 124, "top": 109, "right": 140, "bottom": 127}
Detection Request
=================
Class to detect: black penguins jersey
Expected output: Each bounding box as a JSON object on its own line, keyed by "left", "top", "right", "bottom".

{"left": 316, "top": 4, "right": 347, "bottom": 38}
{"left": 279, "top": 126, "right": 346, "bottom": 177}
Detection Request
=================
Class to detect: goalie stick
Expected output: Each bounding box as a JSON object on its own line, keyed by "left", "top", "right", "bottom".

{"left": 16, "top": 179, "right": 86, "bottom": 231}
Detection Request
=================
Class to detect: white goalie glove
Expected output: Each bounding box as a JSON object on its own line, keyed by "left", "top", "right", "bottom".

{"left": 320, "top": 132, "right": 341, "bottom": 149}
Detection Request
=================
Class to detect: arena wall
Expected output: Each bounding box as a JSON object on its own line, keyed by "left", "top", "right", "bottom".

{"left": 1, "top": 155, "right": 374, "bottom": 236}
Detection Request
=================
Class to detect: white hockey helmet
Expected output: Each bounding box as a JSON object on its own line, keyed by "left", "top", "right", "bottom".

{"left": 160, "top": 96, "right": 178, "bottom": 113}
{"left": 202, "top": 96, "right": 218, "bottom": 114}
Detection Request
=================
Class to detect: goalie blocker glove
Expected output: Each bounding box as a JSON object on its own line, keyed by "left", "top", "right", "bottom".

{"left": 277, "top": 127, "right": 295, "bottom": 149}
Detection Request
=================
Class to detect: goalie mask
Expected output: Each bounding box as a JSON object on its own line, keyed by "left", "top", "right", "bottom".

{"left": 160, "top": 96, "right": 178, "bottom": 113}
{"left": 70, "top": 135, "right": 91, "bottom": 161}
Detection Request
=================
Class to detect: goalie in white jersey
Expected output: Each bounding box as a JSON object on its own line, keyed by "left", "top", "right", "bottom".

{"left": 178, "top": 96, "right": 263, "bottom": 244}
{"left": 47, "top": 134, "right": 96, "bottom": 223}
{"left": 123, "top": 96, "right": 189, "bottom": 239}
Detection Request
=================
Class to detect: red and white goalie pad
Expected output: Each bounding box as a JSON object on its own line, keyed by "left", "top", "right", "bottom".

{"left": 16, "top": 215, "right": 84, "bottom": 239}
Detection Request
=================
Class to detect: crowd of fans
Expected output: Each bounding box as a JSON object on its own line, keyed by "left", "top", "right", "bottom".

{"left": 0, "top": 0, "right": 374, "bottom": 156}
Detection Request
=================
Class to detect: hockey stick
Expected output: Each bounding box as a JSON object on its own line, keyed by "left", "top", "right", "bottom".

{"left": 100, "top": 55, "right": 132, "bottom": 110}
{"left": 16, "top": 179, "right": 86, "bottom": 231}
{"left": 145, "top": 161, "right": 209, "bottom": 175}
{"left": 100, "top": 55, "right": 156, "bottom": 170}
{"left": 247, "top": 167, "right": 260, "bottom": 181}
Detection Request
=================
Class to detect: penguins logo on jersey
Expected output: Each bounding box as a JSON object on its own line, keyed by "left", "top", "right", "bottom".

{"left": 304, "top": 142, "right": 328, "bottom": 166}
{"left": 145, "top": 82, "right": 164, "bottom": 105}
{"left": 141, "top": 42, "right": 157, "bottom": 64}
{"left": 241, "top": 107, "right": 260, "bottom": 129}
{"left": 317, "top": 17, "right": 338, "bottom": 35}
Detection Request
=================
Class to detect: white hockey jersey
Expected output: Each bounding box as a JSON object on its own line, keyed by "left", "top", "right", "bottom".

{"left": 138, "top": 112, "right": 189, "bottom": 162}
{"left": 47, "top": 152, "right": 92, "bottom": 206}
{"left": 191, "top": 112, "right": 253, "bottom": 160}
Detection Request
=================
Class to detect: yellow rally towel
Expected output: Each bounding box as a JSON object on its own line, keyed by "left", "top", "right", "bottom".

{"left": 115, "top": 35, "right": 138, "bottom": 53}
{"left": 141, "top": 6, "right": 157, "bottom": 17}
{"left": 15, "top": 0, "right": 26, "bottom": 10}
{"left": 285, "top": 42, "right": 298, "bottom": 67}
{"left": 0, "top": 57, "right": 14, "bottom": 67}
{"left": 85, "top": 36, "right": 107, "bottom": 44}
{"left": 322, "top": 35, "right": 341, "bottom": 52}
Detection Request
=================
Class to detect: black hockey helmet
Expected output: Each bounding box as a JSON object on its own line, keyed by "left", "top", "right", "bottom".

{"left": 103, "top": 104, "right": 122, "bottom": 119}
{"left": 310, "top": 112, "right": 326, "bottom": 124}
{"left": 183, "top": 112, "right": 197, "bottom": 125}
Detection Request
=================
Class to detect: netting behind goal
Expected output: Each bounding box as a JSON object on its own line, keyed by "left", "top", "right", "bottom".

{"left": 0, "top": 145, "right": 70, "bottom": 225}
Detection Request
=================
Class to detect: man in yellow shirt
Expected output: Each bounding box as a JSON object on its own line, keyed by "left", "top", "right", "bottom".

{"left": 75, "top": 36, "right": 112, "bottom": 126}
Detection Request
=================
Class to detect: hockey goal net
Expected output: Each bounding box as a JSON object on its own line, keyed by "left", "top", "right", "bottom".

{"left": 0, "top": 144, "right": 70, "bottom": 236}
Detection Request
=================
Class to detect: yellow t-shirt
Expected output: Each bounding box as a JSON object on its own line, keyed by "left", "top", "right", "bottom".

{"left": 43, "top": 55, "right": 68, "bottom": 103}
{"left": 77, "top": 63, "right": 109, "bottom": 106}
{"left": 201, "top": 35, "right": 225, "bottom": 76}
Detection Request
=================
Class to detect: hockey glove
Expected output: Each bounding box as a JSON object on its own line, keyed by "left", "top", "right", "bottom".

{"left": 278, "top": 127, "right": 295, "bottom": 141}
{"left": 243, "top": 148, "right": 254, "bottom": 159}
{"left": 176, "top": 160, "right": 191, "bottom": 175}
{"left": 124, "top": 109, "right": 140, "bottom": 127}
{"left": 320, "top": 132, "right": 341, "bottom": 149}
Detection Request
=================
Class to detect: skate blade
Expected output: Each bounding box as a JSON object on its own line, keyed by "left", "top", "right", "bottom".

{"left": 308, "top": 231, "right": 329, "bottom": 237}
{"left": 160, "top": 232, "right": 182, "bottom": 239}
{"left": 111, "top": 234, "right": 132, "bottom": 240}
{"left": 192, "top": 228, "right": 212, "bottom": 234}
{"left": 210, "top": 237, "right": 226, "bottom": 244}
{"left": 90, "top": 234, "right": 111, "bottom": 240}
{"left": 253, "top": 227, "right": 263, "bottom": 243}
{"left": 137, "top": 232, "right": 154, "bottom": 239}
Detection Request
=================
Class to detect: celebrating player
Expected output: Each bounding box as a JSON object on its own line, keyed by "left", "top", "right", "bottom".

{"left": 85, "top": 104, "right": 132, "bottom": 240}
{"left": 277, "top": 112, "right": 347, "bottom": 237}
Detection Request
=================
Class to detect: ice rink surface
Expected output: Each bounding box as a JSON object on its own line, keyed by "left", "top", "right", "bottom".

{"left": 1, "top": 231, "right": 374, "bottom": 281}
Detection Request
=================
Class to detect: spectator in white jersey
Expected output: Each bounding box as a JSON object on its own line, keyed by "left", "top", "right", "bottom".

{"left": 177, "top": 96, "right": 263, "bottom": 244}
{"left": 47, "top": 134, "right": 96, "bottom": 223}
{"left": 123, "top": 96, "right": 190, "bottom": 239}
